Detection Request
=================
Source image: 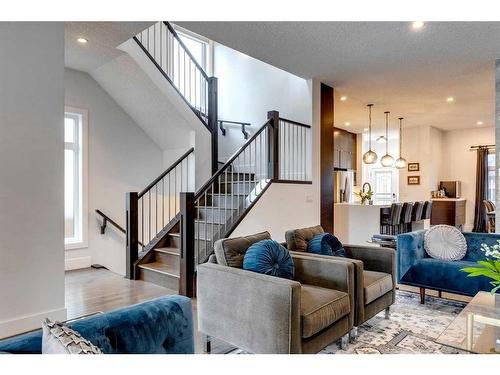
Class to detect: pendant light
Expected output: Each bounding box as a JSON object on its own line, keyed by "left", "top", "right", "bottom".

{"left": 362, "top": 104, "right": 377, "bottom": 164}
{"left": 380, "top": 111, "right": 394, "bottom": 167}
{"left": 394, "top": 117, "right": 407, "bottom": 169}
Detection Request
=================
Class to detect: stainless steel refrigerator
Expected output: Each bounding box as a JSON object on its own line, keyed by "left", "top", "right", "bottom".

{"left": 334, "top": 170, "right": 354, "bottom": 203}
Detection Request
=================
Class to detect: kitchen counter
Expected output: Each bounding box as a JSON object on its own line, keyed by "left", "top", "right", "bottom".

{"left": 333, "top": 203, "right": 388, "bottom": 245}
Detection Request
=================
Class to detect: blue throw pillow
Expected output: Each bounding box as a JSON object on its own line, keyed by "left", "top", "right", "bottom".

{"left": 307, "top": 233, "right": 346, "bottom": 257}
{"left": 243, "top": 239, "right": 294, "bottom": 280}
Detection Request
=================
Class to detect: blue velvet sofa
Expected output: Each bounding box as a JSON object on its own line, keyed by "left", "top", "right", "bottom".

{"left": 397, "top": 230, "right": 500, "bottom": 303}
{"left": 0, "top": 295, "right": 194, "bottom": 354}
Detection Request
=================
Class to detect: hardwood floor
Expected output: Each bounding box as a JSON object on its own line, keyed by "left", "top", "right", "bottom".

{"left": 66, "top": 268, "right": 471, "bottom": 354}
{"left": 65, "top": 267, "right": 233, "bottom": 354}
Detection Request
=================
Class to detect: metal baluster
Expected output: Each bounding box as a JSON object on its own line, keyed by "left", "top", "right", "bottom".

{"left": 148, "top": 190, "right": 151, "bottom": 243}
{"left": 162, "top": 176, "right": 164, "bottom": 229}
{"left": 155, "top": 184, "right": 158, "bottom": 235}
{"left": 224, "top": 169, "right": 228, "bottom": 234}
{"left": 211, "top": 185, "right": 214, "bottom": 257}
{"left": 141, "top": 197, "right": 144, "bottom": 249}
{"left": 174, "top": 167, "right": 177, "bottom": 214}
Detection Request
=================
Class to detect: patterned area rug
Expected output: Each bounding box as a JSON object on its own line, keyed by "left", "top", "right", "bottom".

{"left": 320, "top": 290, "right": 467, "bottom": 354}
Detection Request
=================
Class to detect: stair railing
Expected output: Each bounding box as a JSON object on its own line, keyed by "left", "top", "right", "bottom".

{"left": 278, "top": 117, "right": 312, "bottom": 181}
{"left": 134, "top": 22, "right": 218, "bottom": 174}
{"left": 178, "top": 110, "right": 312, "bottom": 296}
{"left": 126, "top": 147, "right": 194, "bottom": 279}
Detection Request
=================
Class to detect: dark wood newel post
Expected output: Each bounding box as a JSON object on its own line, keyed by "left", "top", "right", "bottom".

{"left": 125, "top": 192, "right": 139, "bottom": 280}
{"left": 179, "top": 192, "right": 196, "bottom": 297}
{"left": 208, "top": 77, "right": 218, "bottom": 175}
{"left": 267, "top": 110, "right": 280, "bottom": 180}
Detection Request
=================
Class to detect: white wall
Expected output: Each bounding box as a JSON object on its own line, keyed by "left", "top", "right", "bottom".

{"left": 398, "top": 125, "right": 494, "bottom": 231}
{"left": 0, "top": 23, "right": 66, "bottom": 338}
{"left": 64, "top": 68, "right": 163, "bottom": 275}
{"left": 215, "top": 43, "right": 312, "bottom": 161}
{"left": 230, "top": 78, "right": 320, "bottom": 241}
{"left": 398, "top": 126, "right": 442, "bottom": 202}
{"left": 441, "top": 127, "right": 494, "bottom": 231}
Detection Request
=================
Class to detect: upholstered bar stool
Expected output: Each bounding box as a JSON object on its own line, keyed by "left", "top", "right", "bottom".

{"left": 399, "top": 202, "right": 414, "bottom": 234}
{"left": 381, "top": 203, "right": 403, "bottom": 235}
{"left": 422, "top": 201, "right": 432, "bottom": 220}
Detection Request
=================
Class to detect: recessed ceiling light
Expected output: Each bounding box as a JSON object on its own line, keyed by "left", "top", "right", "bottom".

{"left": 446, "top": 97, "right": 454, "bottom": 103}
{"left": 411, "top": 21, "right": 425, "bottom": 30}
{"left": 77, "top": 37, "right": 88, "bottom": 44}
{"left": 363, "top": 128, "right": 369, "bottom": 132}
{"left": 476, "top": 121, "right": 484, "bottom": 126}
{"left": 345, "top": 122, "right": 350, "bottom": 126}
{"left": 340, "top": 96, "right": 347, "bottom": 101}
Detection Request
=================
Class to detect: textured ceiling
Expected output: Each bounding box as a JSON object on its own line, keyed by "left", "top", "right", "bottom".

{"left": 177, "top": 21, "right": 500, "bottom": 134}
{"left": 65, "top": 22, "right": 153, "bottom": 72}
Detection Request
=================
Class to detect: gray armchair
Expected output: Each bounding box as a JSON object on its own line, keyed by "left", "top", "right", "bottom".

{"left": 197, "top": 231, "right": 355, "bottom": 354}
{"left": 285, "top": 226, "right": 396, "bottom": 341}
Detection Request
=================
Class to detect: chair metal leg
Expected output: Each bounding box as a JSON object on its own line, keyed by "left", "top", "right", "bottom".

{"left": 340, "top": 333, "right": 349, "bottom": 350}
{"left": 419, "top": 287, "right": 426, "bottom": 304}
{"left": 203, "top": 334, "right": 211, "bottom": 354}
{"left": 385, "top": 307, "right": 391, "bottom": 319}
{"left": 349, "top": 327, "right": 358, "bottom": 343}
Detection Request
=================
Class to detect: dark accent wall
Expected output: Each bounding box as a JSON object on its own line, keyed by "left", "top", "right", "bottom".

{"left": 320, "top": 83, "right": 334, "bottom": 232}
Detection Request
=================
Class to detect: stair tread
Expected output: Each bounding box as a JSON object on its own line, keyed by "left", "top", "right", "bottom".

{"left": 138, "top": 262, "right": 179, "bottom": 277}
{"left": 154, "top": 247, "right": 179, "bottom": 255}
{"left": 196, "top": 206, "right": 238, "bottom": 211}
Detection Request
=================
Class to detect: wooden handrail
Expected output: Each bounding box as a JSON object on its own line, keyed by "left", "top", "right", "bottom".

{"left": 163, "top": 21, "right": 209, "bottom": 81}
{"left": 279, "top": 117, "right": 312, "bottom": 128}
{"left": 95, "top": 209, "right": 126, "bottom": 234}
{"left": 138, "top": 147, "right": 194, "bottom": 198}
{"left": 96, "top": 209, "right": 144, "bottom": 247}
{"left": 194, "top": 118, "right": 272, "bottom": 200}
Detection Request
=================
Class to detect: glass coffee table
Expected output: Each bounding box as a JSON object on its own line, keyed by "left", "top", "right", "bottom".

{"left": 437, "top": 292, "right": 500, "bottom": 354}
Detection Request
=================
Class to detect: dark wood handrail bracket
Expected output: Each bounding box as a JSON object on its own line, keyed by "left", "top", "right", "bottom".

{"left": 96, "top": 209, "right": 126, "bottom": 234}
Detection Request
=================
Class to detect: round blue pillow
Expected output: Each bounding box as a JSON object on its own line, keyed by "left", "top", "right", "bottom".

{"left": 243, "top": 240, "right": 294, "bottom": 280}
{"left": 307, "top": 233, "right": 345, "bottom": 257}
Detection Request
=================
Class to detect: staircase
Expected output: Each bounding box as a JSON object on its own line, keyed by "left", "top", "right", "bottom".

{"left": 98, "top": 21, "right": 313, "bottom": 296}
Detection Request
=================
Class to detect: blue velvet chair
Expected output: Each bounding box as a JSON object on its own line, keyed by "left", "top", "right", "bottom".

{"left": 397, "top": 230, "right": 500, "bottom": 303}
{"left": 0, "top": 295, "right": 194, "bottom": 354}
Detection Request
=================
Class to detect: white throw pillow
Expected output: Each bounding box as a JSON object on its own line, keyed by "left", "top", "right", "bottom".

{"left": 424, "top": 225, "right": 467, "bottom": 261}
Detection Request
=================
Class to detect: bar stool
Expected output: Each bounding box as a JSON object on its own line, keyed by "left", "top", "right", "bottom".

{"left": 422, "top": 201, "right": 432, "bottom": 220}
{"left": 411, "top": 201, "right": 425, "bottom": 222}
{"left": 399, "top": 202, "right": 414, "bottom": 234}
{"left": 380, "top": 203, "right": 403, "bottom": 235}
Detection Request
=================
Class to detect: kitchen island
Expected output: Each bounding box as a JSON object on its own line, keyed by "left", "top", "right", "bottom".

{"left": 333, "top": 203, "right": 389, "bottom": 245}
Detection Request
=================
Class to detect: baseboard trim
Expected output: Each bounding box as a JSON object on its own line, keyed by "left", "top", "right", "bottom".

{"left": 65, "top": 256, "right": 91, "bottom": 271}
{"left": 0, "top": 307, "right": 67, "bottom": 339}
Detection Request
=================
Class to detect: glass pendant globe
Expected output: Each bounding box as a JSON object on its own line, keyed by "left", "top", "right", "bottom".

{"left": 363, "top": 150, "right": 378, "bottom": 164}
{"left": 380, "top": 154, "right": 394, "bottom": 167}
{"left": 394, "top": 157, "right": 407, "bottom": 169}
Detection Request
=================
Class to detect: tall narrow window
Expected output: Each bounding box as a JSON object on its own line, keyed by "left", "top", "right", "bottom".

{"left": 487, "top": 152, "right": 496, "bottom": 202}
{"left": 65, "top": 108, "right": 88, "bottom": 248}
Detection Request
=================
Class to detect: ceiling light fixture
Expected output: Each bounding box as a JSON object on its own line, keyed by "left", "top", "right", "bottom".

{"left": 380, "top": 111, "right": 394, "bottom": 167}
{"left": 77, "top": 37, "right": 88, "bottom": 44}
{"left": 376, "top": 135, "right": 387, "bottom": 143}
{"left": 411, "top": 21, "right": 425, "bottom": 30}
{"left": 363, "top": 128, "right": 369, "bottom": 132}
{"left": 446, "top": 96, "right": 454, "bottom": 103}
{"left": 394, "top": 117, "right": 407, "bottom": 169}
{"left": 340, "top": 96, "right": 347, "bottom": 101}
{"left": 476, "top": 121, "right": 484, "bottom": 126}
{"left": 345, "top": 122, "right": 350, "bottom": 126}
{"left": 362, "top": 104, "right": 378, "bottom": 164}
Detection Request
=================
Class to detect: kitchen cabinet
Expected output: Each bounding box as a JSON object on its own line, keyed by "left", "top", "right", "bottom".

{"left": 333, "top": 127, "right": 357, "bottom": 171}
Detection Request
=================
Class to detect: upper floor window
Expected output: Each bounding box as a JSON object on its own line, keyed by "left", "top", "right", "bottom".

{"left": 65, "top": 107, "right": 88, "bottom": 249}
{"left": 176, "top": 27, "right": 211, "bottom": 74}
